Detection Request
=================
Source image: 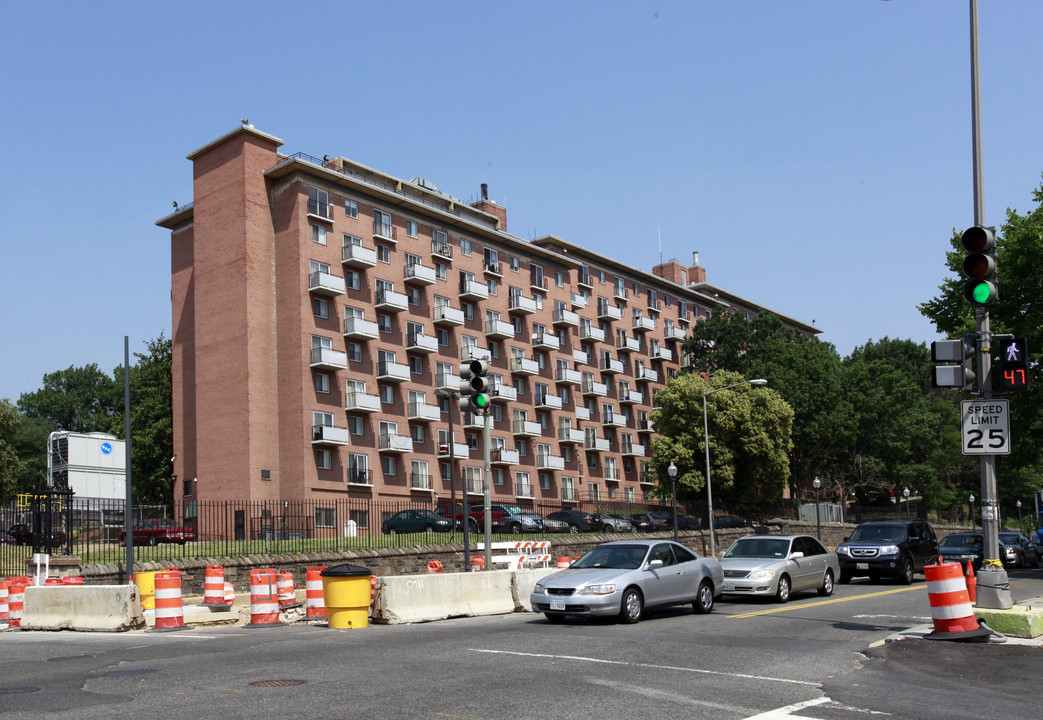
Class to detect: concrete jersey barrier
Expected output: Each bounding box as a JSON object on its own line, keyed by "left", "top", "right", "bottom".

{"left": 21, "top": 585, "right": 146, "bottom": 632}
{"left": 373, "top": 569, "right": 517, "bottom": 624}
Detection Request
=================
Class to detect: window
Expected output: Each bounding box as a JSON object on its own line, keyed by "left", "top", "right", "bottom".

{"left": 467, "top": 433, "right": 479, "bottom": 450}
{"left": 488, "top": 278, "right": 497, "bottom": 296}
{"left": 382, "top": 455, "right": 397, "bottom": 475}
{"left": 312, "top": 224, "right": 327, "bottom": 245}
{"left": 349, "top": 416, "right": 365, "bottom": 435}
{"left": 555, "top": 271, "right": 564, "bottom": 287}
{"left": 540, "top": 473, "right": 551, "bottom": 490}
{"left": 308, "top": 187, "right": 329, "bottom": 217}
{"left": 406, "top": 220, "right": 418, "bottom": 237}
{"left": 377, "top": 244, "right": 390, "bottom": 263}
{"left": 509, "top": 256, "right": 520, "bottom": 272}
{"left": 598, "top": 269, "right": 606, "bottom": 284}
{"left": 494, "top": 468, "right": 505, "bottom": 486}
{"left": 380, "top": 384, "right": 394, "bottom": 404}
{"left": 460, "top": 238, "right": 472, "bottom": 256}
{"left": 407, "top": 287, "right": 421, "bottom": 306}
{"left": 435, "top": 262, "right": 447, "bottom": 281}
{"left": 347, "top": 342, "right": 362, "bottom": 363}
{"left": 348, "top": 454, "right": 369, "bottom": 483}
{"left": 345, "top": 270, "right": 360, "bottom": 291}
{"left": 409, "top": 355, "right": 423, "bottom": 374}
{"left": 344, "top": 199, "right": 358, "bottom": 218}
{"left": 463, "top": 303, "right": 474, "bottom": 321}
{"left": 404, "top": 252, "right": 421, "bottom": 267}
{"left": 316, "top": 449, "right": 332, "bottom": 470}
{"left": 378, "top": 314, "right": 392, "bottom": 334}
{"left": 312, "top": 297, "right": 328, "bottom": 319}
{"left": 315, "top": 507, "right": 336, "bottom": 527}
{"left": 437, "top": 328, "right": 449, "bottom": 346}
{"left": 374, "top": 209, "right": 392, "bottom": 235}
{"left": 314, "top": 373, "right": 330, "bottom": 394}
{"left": 411, "top": 424, "right": 425, "bottom": 443}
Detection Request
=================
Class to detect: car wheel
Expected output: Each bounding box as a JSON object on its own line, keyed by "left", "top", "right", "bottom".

{"left": 544, "top": 613, "right": 565, "bottom": 624}
{"left": 693, "top": 580, "right": 714, "bottom": 614}
{"left": 838, "top": 571, "right": 852, "bottom": 584}
{"left": 568, "top": 524, "right": 579, "bottom": 534}
{"left": 148, "top": 535, "right": 158, "bottom": 547}
{"left": 467, "top": 518, "right": 479, "bottom": 533}
{"left": 775, "top": 575, "right": 791, "bottom": 603}
{"left": 508, "top": 522, "right": 522, "bottom": 534}
{"left": 388, "top": 528, "right": 398, "bottom": 536}
{"left": 603, "top": 523, "right": 614, "bottom": 533}
{"left": 899, "top": 558, "right": 914, "bottom": 585}
{"left": 818, "top": 569, "right": 834, "bottom": 597}
{"left": 425, "top": 525, "right": 434, "bottom": 534}
{"left": 619, "top": 587, "right": 643, "bottom": 623}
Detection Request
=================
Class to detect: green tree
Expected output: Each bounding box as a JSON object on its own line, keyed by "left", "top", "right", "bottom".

{"left": 0, "top": 400, "right": 26, "bottom": 502}
{"left": 18, "top": 364, "right": 120, "bottom": 432}
{"left": 649, "top": 370, "right": 794, "bottom": 515}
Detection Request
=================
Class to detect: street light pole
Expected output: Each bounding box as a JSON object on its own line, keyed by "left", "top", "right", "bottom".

{"left": 970, "top": 494, "right": 976, "bottom": 533}
{"left": 813, "top": 476, "right": 821, "bottom": 541}
{"left": 702, "top": 378, "right": 768, "bottom": 557}
{"left": 435, "top": 388, "right": 468, "bottom": 569}
{"left": 903, "top": 487, "right": 911, "bottom": 522}
{"left": 668, "top": 462, "right": 678, "bottom": 541}
{"left": 1017, "top": 500, "right": 1023, "bottom": 535}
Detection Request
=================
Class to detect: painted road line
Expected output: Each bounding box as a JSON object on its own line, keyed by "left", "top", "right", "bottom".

{"left": 740, "top": 696, "right": 830, "bottom": 719}
{"left": 471, "top": 649, "right": 820, "bottom": 687}
{"left": 727, "top": 586, "right": 923, "bottom": 619}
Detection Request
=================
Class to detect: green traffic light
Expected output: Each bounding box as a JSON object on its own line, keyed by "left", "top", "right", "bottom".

{"left": 474, "top": 394, "right": 489, "bottom": 408}
{"left": 971, "top": 282, "right": 991, "bottom": 304}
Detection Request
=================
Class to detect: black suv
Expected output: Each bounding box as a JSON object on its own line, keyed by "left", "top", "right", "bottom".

{"left": 835, "top": 520, "right": 939, "bottom": 584}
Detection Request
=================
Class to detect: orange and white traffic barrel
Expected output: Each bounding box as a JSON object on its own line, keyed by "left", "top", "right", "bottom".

{"left": 0, "top": 580, "right": 9, "bottom": 623}
{"left": 471, "top": 556, "right": 485, "bottom": 572}
{"left": 245, "top": 569, "right": 282, "bottom": 628}
{"left": 151, "top": 570, "right": 188, "bottom": 631}
{"left": 557, "top": 556, "right": 570, "bottom": 569}
{"left": 6, "top": 579, "right": 29, "bottom": 629}
{"left": 427, "top": 559, "right": 443, "bottom": 573}
{"left": 224, "top": 581, "right": 235, "bottom": 605}
{"left": 964, "top": 561, "right": 977, "bottom": 604}
{"left": 305, "top": 566, "right": 327, "bottom": 619}
{"left": 277, "top": 570, "right": 300, "bottom": 610}
{"left": 203, "top": 565, "right": 229, "bottom": 606}
{"left": 924, "top": 561, "right": 979, "bottom": 636}
{"left": 370, "top": 575, "right": 377, "bottom": 610}
{"left": 61, "top": 576, "right": 84, "bottom": 585}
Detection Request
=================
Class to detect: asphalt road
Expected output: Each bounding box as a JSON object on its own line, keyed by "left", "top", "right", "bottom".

{"left": 1, "top": 567, "right": 1040, "bottom": 720}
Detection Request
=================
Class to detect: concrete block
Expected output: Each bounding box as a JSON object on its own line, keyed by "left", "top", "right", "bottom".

{"left": 373, "top": 570, "right": 515, "bottom": 624}
{"left": 513, "top": 568, "right": 559, "bottom": 612}
{"left": 21, "top": 585, "right": 146, "bottom": 632}
{"left": 974, "top": 596, "right": 1043, "bottom": 639}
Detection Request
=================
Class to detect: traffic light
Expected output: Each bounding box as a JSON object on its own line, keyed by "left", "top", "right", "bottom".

{"left": 960, "top": 225, "right": 998, "bottom": 306}
{"left": 458, "top": 358, "right": 492, "bottom": 415}
{"left": 995, "top": 338, "right": 1030, "bottom": 392}
{"left": 931, "top": 337, "right": 976, "bottom": 391}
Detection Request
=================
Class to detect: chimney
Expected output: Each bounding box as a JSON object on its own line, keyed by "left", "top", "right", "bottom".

{"left": 470, "top": 183, "right": 506, "bottom": 231}
{"left": 688, "top": 251, "right": 706, "bottom": 284}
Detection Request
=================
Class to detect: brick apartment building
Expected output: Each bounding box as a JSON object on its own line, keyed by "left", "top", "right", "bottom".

{"left": 157, "top": 123, "right": 818, "bottom": 513}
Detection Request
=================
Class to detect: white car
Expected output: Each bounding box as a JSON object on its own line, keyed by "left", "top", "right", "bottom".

{"left": 719, "top": 534, "right": 840, "bottom": 603}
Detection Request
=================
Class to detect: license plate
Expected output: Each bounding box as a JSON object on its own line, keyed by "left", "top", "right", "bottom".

{"left": 722, "top": 582, "right": 734, "bottom": 592}
{"left": 550, "top": 600, "right": 565, "bottom": 611}
{"left": 856, "top": 563, "right": 869, "bottom": 570}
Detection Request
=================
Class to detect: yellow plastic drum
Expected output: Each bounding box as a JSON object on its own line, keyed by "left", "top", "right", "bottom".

{"left": 320, "top": 563, "right": 373, "bottom": 629}
{"left": 133, "top": 571, "right": 158, "bottom": 610}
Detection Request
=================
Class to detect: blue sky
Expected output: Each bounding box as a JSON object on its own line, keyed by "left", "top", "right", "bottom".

{"left": 2, "top": 1, "right": 1042, "bottom": 403}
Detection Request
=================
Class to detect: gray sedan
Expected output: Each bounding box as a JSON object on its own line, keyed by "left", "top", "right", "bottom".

{"left": 719, "top": 534, "right": 839, "bottom": 603}
{"left": 530, "top": 540, "right": 724, "bottom": 623}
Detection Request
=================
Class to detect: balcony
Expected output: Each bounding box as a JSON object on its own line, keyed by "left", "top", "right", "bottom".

{"left": 310, "top": 346, "right": 347, "bottom": 370}
{"left": 582, "top": 379, "right": 608, "bottom": 397}
{"left": 373, "top": 220, "right": 396, "bottom": 243}
{"left": 573, "top": 349, "right": 590, "bottom": 365}
{"left": 536, "top": 453, "right": 565, "bottom": 471}
{"left": 485, "top": 318, "right": 515, "bottom": 340}
{"left": 602, "top": 413, "right": 627, "bottom": 429}
{"left": 461, "top": 345, "right": 491, "bottom": 361}
{"left": 512, "top": 419, "right": 541, "bottom": 437}
{"left": 570, "top": 293, "right": 588, "bottom": 310}
{"left": 347, "top": 469, "right": 372, "bottom": 486}
{"left": 561, "top": 488, "right": 578, "bottom": 503}
{"left": 530, "top": 276, "right": 547, "bottom": 293}
{"left": 535, "top": 393, "right": 563, "bottom": 411}
{"left": 651, "top": 346, "right": 673, "bottom": 362}
{"left": 376, "top": 360, "right": 410, "bottom": 382}
{"left": 433, "top": 304, "right": 465, "bottom": 326}
{"left": 408, "top": 401, "right": 441, "bottom": 423}
{"left": 491, "top": 447, "right": 520, "bottom": 466}
{"left": 342, "top": 244, "right": 376, "bottom": 268}
{"left": 558, "top": 428, "right": 584, "bottom": 444}
{"left": 585, "top": 435, "right": 610, "bottom": 452}
{"left": 576, "top": 271, "right": 593, "bottom": 289}
{"left": 492, "top": 384, "right": 517, "bottom": 403}
{"left": 617, "top": 336, "right": 640, "bottom": 353}
{"left": 438, "top": 442, "right": 470, "bottom": 458}
{"left": 462, "top": 412, "right": 483, "bottom": 429}
{"left": 664, "top": 325, "right": 686, "bottom": 342}
{"left": 307, "top": 198, "right": 333, "bottom": 223}
{"left": 436, "top": 371, "right": 460, "bottom": 393}
{"left": 309, "top": 271, "right": 346, "bottom": 297}
{"left": 604, "top": 469, "right": 621, "bottom": 482}
{"left": 553, "top": 308, "right": 579, "bottom": 328}
{"left": 406, "top": 331, "right": 438, "bottom": 354}
{"left": 410, "top": 473, "right": 433, "bottom": 491}
{"left": 533, "top": 332, "right": 560, "bottom": 351}
{"left": 343, "top": 316, "right": 378, "bottom": 340}
{"left": 614, "top": 287, "right": 629, "bottom": 302}
{"left": 681, "top": 353, "right": 695, "bottom": 370}
{"left": 639, "top": 418, "right": 655, "bottom": 433}
{"left": 516, "top": 481, "right": 534, "bottom": 499}
{"left": 580, "top": 326, "right": 606, "bottom": 343}
{"left": 510, "top": 356, "right": 539, "bottom": 376}
{"left": 431, "top": 242, "right": 453, "bottom": 262}
{"left": 678, "top": 309, "right": 692, "bottom": 325}
{"left": 648, "top": 299, "right": 661, "bottom": 313}
{"left": 632, "top": 316, "right": 656, "bottom": 333}
{"left": 378, "top": 432, "right": 413, "bottom": 453}
{"left": 345, "top": 390, "right": 380, "bottom": 413}
{"left": 619, "top": 390, "right": 644, "bottom": 405}
{"left": 555, "top": 367, "right": 581, "bottom": 385}
{"left": 508, "top": 294, "right": 538, "bottom": 315}
{"left": 636, "top": 367, "right": 659, "bottom": 383}
{"left": 312, "top": 424, "right": 350, "bottom": 446}
{"left": 483, "top": 260, "right": 502, "bottom": 276}
{"left": 600, "top": 357, "right": 624, "bottom": 375}
{"left": 404, "top": 263, "right": 436, "bottom": 286}
{"left": 622, "top": 441, "right": 646, "bottom": 457}
{"left": 574, "top": 406, "right": 591, "bottom": 421}
{"left": 459, "top": 278, "right": 489, "bottom": 301}
{"left": 375, "top": 287, "right": 408, "bottom": 312}
{"left": 597, "top": 304, "right": 623, "bottom": 322}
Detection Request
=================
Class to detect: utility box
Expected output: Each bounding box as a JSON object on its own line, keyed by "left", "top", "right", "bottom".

{"left": 48, "top": 431, "right": 126, "bottom": 502}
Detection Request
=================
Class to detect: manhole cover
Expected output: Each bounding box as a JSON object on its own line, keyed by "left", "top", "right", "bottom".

{"left": 102, "top": 669, "right": 157, "bottom": 677}
{"left": 48, "top": 654, "right": 95, "bottom": 662}
{"left": 249, "top": 679, "right": 308, "bottom": 688}
{"left": 0, "top": 687, "right": 41, "bottom": 695}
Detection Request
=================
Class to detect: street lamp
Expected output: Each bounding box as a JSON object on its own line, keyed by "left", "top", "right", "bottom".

{"left": 435, "top": 387, "right": 469, "bottom": 569}
{"left": 702, "top": 378, "right": 768, "bottom": 557}
{"left": 1016, "top": 500, "right": 1023, "bottom": 535}
{"left": 969, "top": 494, "right": 976, "bottom": 533}
{"left": 812, "top": 476, "right": 821, "bottom": 540}
{"left": 903, "top": 487, "right": 911, "bottom": 521}
{"left": 668, "top": 462, "right": 678, "bottom": 541}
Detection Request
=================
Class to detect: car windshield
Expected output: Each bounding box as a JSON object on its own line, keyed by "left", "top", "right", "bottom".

{"left": 849, "top": 525, "right": 907, "bottom": 543}
{"left": 156, "top": 520, "right": 179, "bottom": 527}
{"left": 940, "top": 534, "right": 982, "bottom": 549}
{"left": 574, "top": 545, "right": 647, "bottom": 570}
{"left": 998, "top": 533, "right": 1019, "bottom": 544}
{"left": 502, "top": 505, "right": 525, "bottom": 515}
{"left": 723, "top": 538, "right": 792, "bottom": 559}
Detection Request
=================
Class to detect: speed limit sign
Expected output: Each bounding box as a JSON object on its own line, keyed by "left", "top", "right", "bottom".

{"left": 961, "top": 399, "right": 1011, "bottom": 455}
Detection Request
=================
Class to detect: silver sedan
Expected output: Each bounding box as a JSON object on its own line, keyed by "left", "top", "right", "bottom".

{"left": 719, "top": 534, "right": 839, "bottom": 603}
{"left": 530, "top": 540, "right": 724, "bottom": 623}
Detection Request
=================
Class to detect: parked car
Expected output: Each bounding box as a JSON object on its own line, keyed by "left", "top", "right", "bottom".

{"left": 530, "top": 539, "right": 724, "bottom": 623}
{"left": 436, "top": 503, "right": 543, "bottom": 533}
{"left": 938, "top": 532, "right": 985, "bottom": 570}
{"left": 713, "top": 515, "right": 756, "bottom": 529}
{"left": 6, "top": 523, "right": 68, "bottom": 547}
{"left": 600, "top": 514, "right": 634, "bottom": 533}
{"left": 631, "top": 513, "right": 669, "bottom": 531}
{"left": 719, "top": 534, "right": 839, "bottom": 603}
{"left": 627, "top": 514, "right": 655, "bottom": 532}
{"left": 539, "top": 514, "right": 571, "bottom": 533}
{"left": 998, "top": 532, "right": 1039, "bottom": 568}
{"left": 119, "top": 518, "right": 195, "bottom": 546}
{"left": 677, "top": 516, "right": 702, "bottom": 530}
{"left": 381, "top": 509, "right": 453, "bottom": 535}
{"left": 0, "top": 530, "right": 16, "bottom": 545}
{"left": 545, "top": 510, "right": 602, "bottom": 533}
{"left": 835, "top": 520, "right": 939, "bottom": 584}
